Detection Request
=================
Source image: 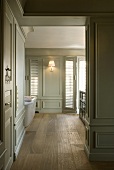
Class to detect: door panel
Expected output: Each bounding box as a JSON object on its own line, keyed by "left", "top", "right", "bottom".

{"left": 0, "top": 0, "right": 5, "bottom": 168}
{"left": 4, "top": 3, "right": 14, "bottom": 170}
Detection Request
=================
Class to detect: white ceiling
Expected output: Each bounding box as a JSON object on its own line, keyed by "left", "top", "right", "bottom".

{"left": 25, "top": 26, "right": 85, "bottom": 49}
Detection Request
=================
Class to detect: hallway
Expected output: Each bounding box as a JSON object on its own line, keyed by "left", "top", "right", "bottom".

{"left": 11, "top": 113, "right": 114, "bottom": 170}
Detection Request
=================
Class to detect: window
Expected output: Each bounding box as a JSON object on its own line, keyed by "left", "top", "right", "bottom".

{"left": 65, "top": 60, "right": 74, "bottom": 108}
{"left": 79, "top": 60, "right": 86, "bottom": 92}
{"left": 76, "top": 57, "right": 86, "bottom": 114}
{"left": 30, "top": 59, "right": 38, "bottom": 96}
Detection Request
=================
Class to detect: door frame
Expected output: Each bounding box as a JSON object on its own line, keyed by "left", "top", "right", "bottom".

{"left": 76, "top": 56, "right": 86, "bottom": 114}
{"left": 63, "top": 56, "right": 77, "bottom": 113}
{"left": 0, "top": 2, "right": 88, "bottom": 166}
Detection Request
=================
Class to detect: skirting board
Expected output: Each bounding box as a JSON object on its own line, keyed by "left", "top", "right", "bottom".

{"left": 84, "top": 144, "right": 114, "bottom": 161}
{"left": 14, "top": 129, "right": 25, "bottom": 160}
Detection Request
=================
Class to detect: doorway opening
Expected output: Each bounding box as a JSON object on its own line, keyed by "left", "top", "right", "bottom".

{"left": 24, "top": 26, "right": 86, "bottom": 115}
{"left": 63, "top": 55, "right": 86, "bottom": 114}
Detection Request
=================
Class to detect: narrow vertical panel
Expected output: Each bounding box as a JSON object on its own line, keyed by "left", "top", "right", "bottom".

{"left": 43, "top": 59, "right": 61, "bottom": 97}
{"left": 95, "top": 23, "right": 114, "bottom": 118}
{"left": 16, "top": 25, "right": 25, "bottom": 116}
{"left": 5, "top": 118, "right": 12, "bottom": 168}
{"left": 10, "top": 23, "right": 12, "bottom": 81}
{"left": 85, "top": 26, "right": 89, "bottom": 119}
{"left": 30, "top": 59, "right": 38, "bottom": 96}
{"left": 65, "top": 60, "right": 73, "bottom": 108}
{"left": 14, "top": 23, "right": 25, "bottom": 158}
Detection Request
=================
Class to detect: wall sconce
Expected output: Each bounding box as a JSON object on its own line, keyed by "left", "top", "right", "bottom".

{"left": 48, "top": 60, "right": 55, "bottom": 72}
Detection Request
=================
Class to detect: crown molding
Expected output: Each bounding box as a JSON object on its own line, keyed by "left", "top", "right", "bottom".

{"left": 15, "top": 0, "right": 24, "bottom": 15}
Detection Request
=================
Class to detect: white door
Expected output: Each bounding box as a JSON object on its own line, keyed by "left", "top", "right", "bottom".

{"left": 0, "top": 0, "right": 6, "bottom": 169}
{"left": 4, "top": 4, "right": 14, "bottom": 170}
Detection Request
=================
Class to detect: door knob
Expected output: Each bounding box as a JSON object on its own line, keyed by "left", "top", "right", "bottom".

{"left": 5, "top": 102, "right": 11, "bottom": 106}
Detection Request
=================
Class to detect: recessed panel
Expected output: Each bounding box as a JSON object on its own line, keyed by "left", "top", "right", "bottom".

{"left": 16, "top": 27, "right": 25, "bottom": 117}
{"left": 15, "top": 119, "right": 24, "bottom": 146}
{"left": 42, "top": 100, "right": 61, "bottom": 109}
{"left": 5, "top": 118, "right": 12, "bottom": 167}
{"left": 43, "top": 59, "right": 61, "bottom": 97}
{"left": 95, "top": 23, "right": 114, "bottom": 118}
{"left": 95, "top": 132, "right": 114, "bottom": 148}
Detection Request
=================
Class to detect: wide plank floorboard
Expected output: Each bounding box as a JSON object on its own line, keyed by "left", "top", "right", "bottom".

{"left": 11, "top": 113, "right": 114, "bottom": 170}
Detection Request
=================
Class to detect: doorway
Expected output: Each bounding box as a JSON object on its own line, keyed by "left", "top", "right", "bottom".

{"left": 77, "top": 56, "right": 86, "bottom": 114}
{"left": 24, "top": 26, "right": 86, "bottom": 114}
{"left": 63, "top": 55, "right": 86, "bottom": 114}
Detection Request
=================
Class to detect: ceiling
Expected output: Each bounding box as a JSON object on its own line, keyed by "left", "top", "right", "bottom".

{"left": 7, "top": 0, "right": 114, "bottom": 50}
{"left": 18, "top": 0, "right": 114, "bottom": 15}
{"left": 25, "top": 26, "right": 85, "bottom": 49}
{"left": 8, "top": 0, "right": 86, "bottom": 49}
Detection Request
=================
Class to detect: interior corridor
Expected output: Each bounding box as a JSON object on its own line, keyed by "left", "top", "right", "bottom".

{"left": 11, "top": 113, "right": 114, "bottom": 170}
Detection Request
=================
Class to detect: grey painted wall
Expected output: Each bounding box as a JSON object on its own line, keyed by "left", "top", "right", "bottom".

{"left": 25, "top": 55, "right": 63, "bottom": 113}
{"left": 25, "top": 48, "right": 85, "bottom": 113}
{"left": 2, "top": 0, "right": 114, "bottom": 163}
{"left": 85, "top": 17, "right": 114, "bottom": 161}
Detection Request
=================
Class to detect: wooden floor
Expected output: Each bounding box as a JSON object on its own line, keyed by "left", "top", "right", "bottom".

{"left": 11, "top": 113, "right": 114, "bottom": 170}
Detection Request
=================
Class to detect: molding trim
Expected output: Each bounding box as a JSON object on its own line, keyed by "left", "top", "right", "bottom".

{"left": 42, "top": 100, "right": 62, "bottom": 109}
{"left": 15, "top": 0, "right": 24, "bottom": 16}
{"left": 95, "top": 132, "right": 114, "bottom": 149}
{"left": 0, "top": 149, "right": 7, "bottom": 159}
{"left": 16, "top": 24, "right": 25, "bottom": 43}
{"left": 14, "top": 129, "right": 25, "bottom": 159}
{"left": 84, "top": 144, "right": 114, "bottom": 161}
{"left": 23, "top": 12, "right": 114, "bottom": 17}
{"left": 15, "top": 107, "right": 25, "bottom": 122}
{"left": 21, "top": 26, "right": 34, "bottom": 39}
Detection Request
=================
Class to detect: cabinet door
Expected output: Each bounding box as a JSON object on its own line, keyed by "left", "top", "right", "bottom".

{"left": 4, "top": 3, "right": 14, "bottom": 170}
{"left": 0, "top": 0, "right": 6, "bottom": 169}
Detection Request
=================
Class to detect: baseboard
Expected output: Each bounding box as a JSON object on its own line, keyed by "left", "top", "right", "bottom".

{"left": 14, "top": 129, "right": 25, "bottom": 160}
{"left": 84, "top": 144, "right": 114, "bottom": 161}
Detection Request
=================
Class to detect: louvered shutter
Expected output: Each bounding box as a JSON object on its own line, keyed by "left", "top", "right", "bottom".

{"left": 30, "top": 59, "right": 38, "bottom": 97}
{"left": 65, "top": 60, "right": 74, "bottom": 108}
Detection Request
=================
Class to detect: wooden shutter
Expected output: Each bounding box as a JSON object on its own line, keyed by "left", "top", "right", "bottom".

{"left": 30, "top": 59, "right": 38, "bottom": 96}
{"left": 65, "top": 60, "right": 74, "bottom": 108}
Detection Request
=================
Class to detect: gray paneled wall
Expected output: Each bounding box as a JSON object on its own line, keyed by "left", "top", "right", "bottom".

{"left": 1, "top": 2, "right": 26, "bottom": 169}
{"left": 25, "top": 48, "right": 85, "bottom": 113}
{"left": 85, "top": 17, "right": 114, "bottom": 161}
{"left": 25, "top": 56, "right": 63, "bottom": 113}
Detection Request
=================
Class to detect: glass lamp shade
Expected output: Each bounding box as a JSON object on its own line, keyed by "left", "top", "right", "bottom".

{"left": 48, "top": 60, "right": 55, "bottom": 72}
{"left": 48, "top": 60, "right": 55, "bottom": 67}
